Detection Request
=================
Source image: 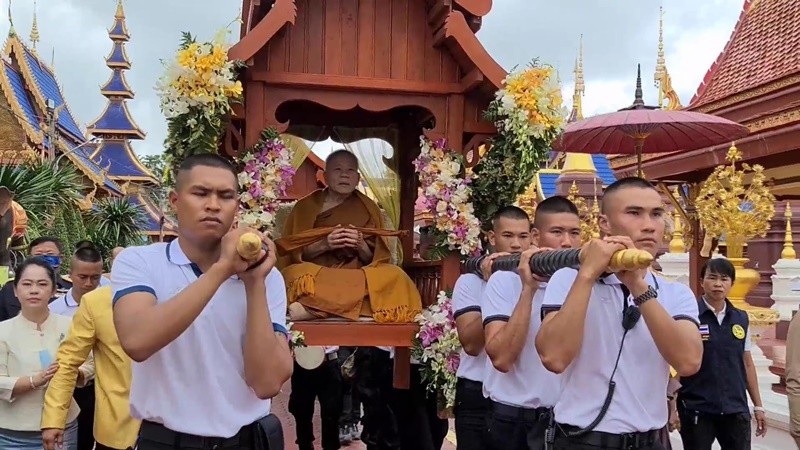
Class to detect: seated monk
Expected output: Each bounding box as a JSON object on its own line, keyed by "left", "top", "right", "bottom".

{"left": 276, "top": 149, "right": 422, "bottom": 323}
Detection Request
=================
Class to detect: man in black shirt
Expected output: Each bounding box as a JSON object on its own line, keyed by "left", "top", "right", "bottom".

{"left": 0, "top": 236, "right": 71, "bottom": 321}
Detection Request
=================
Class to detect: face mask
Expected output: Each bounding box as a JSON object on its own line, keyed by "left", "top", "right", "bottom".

{"left": 38, "top": 255, "right": 61, "bottom": 269}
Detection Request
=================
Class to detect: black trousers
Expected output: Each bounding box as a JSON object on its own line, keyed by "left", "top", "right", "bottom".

{"left": 355, "top": 348, "right": 400, "bottom": 450}
{"left": 677, "top": 408, "right": 752, "bottom": 450}
{"left": 338, "top": 346, "right": 361, "bottom": 427}
{"left": 136, "top": 417, "right": 283, "bottom": 450}
{"left": 288, "top": 358, "right": 343, "bottom": 450}
{"left": 553, "top": 425, "right": 665, "bottom": 450}
{"left": 73, "top": 383, "right": 96, "bottom": 450}
{"left": 453, "top": 378, "right": 489, "bottom": 450}
{"left": 391, "top": 364, "right": 449, "bottom": 450}
{"left": 486, "top": 401, "right": 550, "bottom": 450}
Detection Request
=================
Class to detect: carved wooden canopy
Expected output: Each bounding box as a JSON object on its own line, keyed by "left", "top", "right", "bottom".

{"left": 226, "top": 0, "right": 505, "bottom": 158}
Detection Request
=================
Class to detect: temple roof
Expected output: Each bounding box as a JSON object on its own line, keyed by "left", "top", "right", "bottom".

{"left": 128, "top": 192, "right": 177, "bottom": 236}
{"left": 534, "top": 155, "right": 616, "bottom": 201}
{"left": 690, "top": 0, "right": 800, "bottom": 109}
{"left": 109, "top": 1, "right": 130, "bottom": 41}
{"left": 86, "top": 99, "right": 145, "bottom": 139}
{"left": 90, "top": 139, "right": 155, "bottom": 182}
{"left": 105, "top": 42, "right": 131, "bottom": 69}
{"left": 100, "top": 69, "right": 133, "bottom": 99}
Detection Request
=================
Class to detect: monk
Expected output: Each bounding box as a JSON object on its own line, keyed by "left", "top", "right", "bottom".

{"left": 277, "top": 149, "right": 421, "bottom": 323}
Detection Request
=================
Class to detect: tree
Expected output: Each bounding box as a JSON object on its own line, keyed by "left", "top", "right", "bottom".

{"left": 138, "top": 153, "right": 173, "bottom": 209}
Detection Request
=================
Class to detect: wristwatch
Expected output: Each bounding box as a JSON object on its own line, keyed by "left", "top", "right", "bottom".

{"left": 632, "top": 286, "right": 658, "bottom": 307}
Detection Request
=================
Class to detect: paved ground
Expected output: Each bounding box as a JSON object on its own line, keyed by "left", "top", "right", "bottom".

{"left": 274, "top": 381, "right": 456, "bottom": 450}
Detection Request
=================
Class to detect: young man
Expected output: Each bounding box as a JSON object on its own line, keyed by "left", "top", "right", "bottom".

{"left": 481, "top": 197, "right": 581, "bottom": 450}
{"left": 112, "top": 154, "right": 293, "bottom": 449}
{"left": 676, "top": 257, "right": 767, "bottom": 449}
{"left": 453, "top": 206, "right": 532, "bottom": 450}
{"left": 288, "top": 345, "right": 343, "bottom": 450}
{"left": 536, "top": 177, "right": 703, "bottom": 450}
{"left": 42, "top": 285, "right": 140, "bottom": 450}
{"left": 48, "top": 245, "right": 106, "bottom": 450}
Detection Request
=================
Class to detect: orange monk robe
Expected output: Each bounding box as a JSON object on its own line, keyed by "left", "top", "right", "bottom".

{"left": 277, "top": 189, "right": 421, "bottom": 323}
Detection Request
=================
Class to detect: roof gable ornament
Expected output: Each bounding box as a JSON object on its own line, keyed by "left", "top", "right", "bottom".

{"left": 29, "top": 1, "right": 40, "bottom": 50}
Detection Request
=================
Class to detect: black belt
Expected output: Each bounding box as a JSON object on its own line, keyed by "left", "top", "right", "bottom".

{"left": 491, "top": 401, "right": 551, "bottom": 422}
{"left": 456, "top": 377, "right": 483, "bottom": 391}
{"left": 140, "top": 420, "right": 253, "bottom": 449}
{"left": 557, "top": 424, "right": 659, "bottom": 449}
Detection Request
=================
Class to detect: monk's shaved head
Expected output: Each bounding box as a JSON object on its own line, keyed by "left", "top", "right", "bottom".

{"left": 325, "top": 149, "right": 359, "bottom": 169}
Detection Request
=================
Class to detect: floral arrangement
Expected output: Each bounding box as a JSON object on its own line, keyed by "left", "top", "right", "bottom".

{"left": 286, "top": 321, "right": 306, "bottom": 350}
{"left": 413, "top": 136, "right": 482, "bottom": 258}
{"left": 236, "top": 128, "right": 296, "bottom": 232}
{"left": 412, "top": 290, "right": 461, "bottom": 410}
{"left": 156, "top": 30, "right": 244, "bottom": 178}
{"left": 472, "top": 60, "right": 567, "bottom": 226}
{"left": 695, "top": 144, "right": 775, "bottom": 259}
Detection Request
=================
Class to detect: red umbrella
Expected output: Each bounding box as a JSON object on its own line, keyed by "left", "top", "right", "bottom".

{"left": 553, "top": 65, "right": 749, "bottom": 176}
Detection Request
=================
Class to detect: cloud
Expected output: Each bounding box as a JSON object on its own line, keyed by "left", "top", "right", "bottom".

{"left": 0, "top": 0, "right": 744, "bottom": 157}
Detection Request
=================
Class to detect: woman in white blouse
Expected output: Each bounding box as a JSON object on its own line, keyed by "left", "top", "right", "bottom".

{"left": 0, "top": 257, "right": 90, "bottom": 449}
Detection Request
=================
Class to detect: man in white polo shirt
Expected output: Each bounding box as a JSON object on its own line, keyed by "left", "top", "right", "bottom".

{"left": 482, "top": 196, "right": 581, "bottom": 450}
{"left": 453, "top": 205, "right": 532, "bottom": 450}
{"left": 112, "top": 154, "right": 293, "bottom": 450}
{"left": 51, "top": 245, "right": 107, "bottom": 318}
{"left": 536, "top": 177, "right": 702, "bottom": 450}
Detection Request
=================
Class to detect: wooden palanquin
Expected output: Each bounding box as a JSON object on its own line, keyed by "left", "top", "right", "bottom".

{"left": 226, "top": 0, "right": 505, "bottom": 388}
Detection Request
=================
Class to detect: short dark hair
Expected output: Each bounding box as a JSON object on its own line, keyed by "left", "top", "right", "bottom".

{"left": 176, "top": 154, "right": 237, "bottom": 188}
{"left": 74, "top": 240, "right": 95, "bottom": 251}
{"left": 14, "top": 256, "right": 57, "bottom": 288}
{"left": 601, "top": 177, "right": 658, "bottom": 213}
{"left": 73, "top": 246, "right": 102, "bottom": 264}
{"left": 701, "top": 258, "right": 736, "bottom": 282}
{"left": 325, "top": 149, "right": 359, "bottom": 167}
{"left": 29, "top": 236, "right": 64, "bottom": 254}
{"left": 533, "top": 196, "right": 579, "bottom": 228}
{"left": 490, "top": 206, "right": 530, "bottom": 230}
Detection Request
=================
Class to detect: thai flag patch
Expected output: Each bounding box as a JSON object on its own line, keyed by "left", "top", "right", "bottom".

{"left": 699, "top": 324, "right": 710, "bottom": 341}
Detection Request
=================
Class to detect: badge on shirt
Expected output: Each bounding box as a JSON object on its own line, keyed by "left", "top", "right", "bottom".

{"left": 732, "top": 324, "right": 745, "bottom": 340}
{"left": 699, "top": 324, "right": 710, "bottom": 341}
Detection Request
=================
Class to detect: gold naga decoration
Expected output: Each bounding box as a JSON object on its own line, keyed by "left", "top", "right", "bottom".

{"left": 566, "top": 181, "right": 600, "bottom": 242}
{"left": 654, "top": 7, "right": 682, "bottom": 111}
{"left": 695, "top": 143, "right": 775, "bottom": 258}
{"left": 75, "top": 184, "right": 98, "bottom": 211}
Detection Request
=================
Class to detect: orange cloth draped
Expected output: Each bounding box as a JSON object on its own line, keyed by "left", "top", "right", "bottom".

{"left": 277, "top": 189, "right": 421, "bottom": 323}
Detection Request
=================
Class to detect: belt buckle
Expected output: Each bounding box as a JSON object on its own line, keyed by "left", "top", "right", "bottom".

{"left": 621, "top": 432, "right": 640, "bottom": 449}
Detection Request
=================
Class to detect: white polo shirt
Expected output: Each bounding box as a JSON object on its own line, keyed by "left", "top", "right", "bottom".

{"left": 541, "top": 268, "right": 699, "bottom": 434}
{"left": 50, "top": 278, "right": 111, "bottom": 318}
{"left": 482, "top": 271, "right": 560, "bottom": 409}
{"left": 111, "top": 240, "right": 288, "bottom": 438}
{"left": 452, "top": 274, "right": 487, "bottom": 383}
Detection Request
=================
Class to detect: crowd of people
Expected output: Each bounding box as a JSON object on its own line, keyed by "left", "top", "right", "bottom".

{"left": 0, "top": 149, "right": 775, "bottom": 450}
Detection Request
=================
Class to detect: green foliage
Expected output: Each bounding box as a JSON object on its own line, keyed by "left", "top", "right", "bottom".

{"left": 85, "top": 197, "right": 148, "bottom": 267}
{"left": 138, "top": 153, "right": 173, "bottom": 209}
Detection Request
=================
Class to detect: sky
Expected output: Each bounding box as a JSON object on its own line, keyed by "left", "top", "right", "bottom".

{"left": 0, "top": 0, "right": 745, "bottom": 159}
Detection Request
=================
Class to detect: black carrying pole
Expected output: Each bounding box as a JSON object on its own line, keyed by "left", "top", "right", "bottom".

{"left": 461, "top": 248, "right": 582, "bottom": 278}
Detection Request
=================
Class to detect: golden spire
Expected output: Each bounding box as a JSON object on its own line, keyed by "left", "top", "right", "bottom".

{"left": 590, "top": 196, "right": 600, "bottom": 239}
{"left": 654, "top": 7, "right": 683, "bottom": 110}
{"left": 561, "top": 153, "right": 597, "bottom": 174}
{"left": 669, "top": 211, "right": 686, "bottom": 253}
{"left": 7, "top": 0, "right": 15, "bottom": 37}
{"left": 29, "top": 1, "right": 39, "bottom": 49}
{"left": 115, "top": 0, "right": 126, "bottom": 19}
{"left": 571, "top": 35, "right": 585, "bottom": 121}
{"left": 782, "top": 202, "right": 797, "bottom": 260}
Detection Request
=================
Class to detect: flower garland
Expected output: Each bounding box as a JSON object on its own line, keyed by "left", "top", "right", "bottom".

{"left": 236, "top": 128, "right": 296, "bottom": 232}
{"left": 286, "top": 321, "right": 306, "bottom": 350}
{"left": 156, "top": 30, "right": 244, "bottom": 178}
{"left": 412, "top": 290, "right": 461, "bottom": 409}
{"left": 413, "top": 136, "right": 482, "bottom": 258}
{"left": 472, "top": 60, "right": 567, "bottom": 226}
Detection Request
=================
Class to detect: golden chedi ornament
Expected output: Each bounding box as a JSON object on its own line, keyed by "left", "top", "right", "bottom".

{"left": 566, "top": 182, "right": 600, "bottom": 243}
{"left": 782, "top": 202, "right": 796, "bottom": 260}
{"left": 695, "top": 144, "right": 777, "bottom": 324}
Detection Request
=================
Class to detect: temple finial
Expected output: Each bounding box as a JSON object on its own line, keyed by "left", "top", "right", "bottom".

{"left": 571, "top": 35, "right": 585, "bottom": 122}
{"left": 633, "top": 64, "right": 645, "bottom": 107}
{"left": 782, "top": 202, "right": 797, "bottom": 260}
{"left": 7, "top": 0, "right": 15, "bottom": 37}
{"left": 115, "top": 0, "right": 125, "bottom": 19}
{"left": 669, "top": 211, "right": 686, "bottom": 254}
{"left": 30, "top": 1, "right": 40, "bottom": 49}
{"left": 655, "top": 7, "right": 665, "bottom": 102}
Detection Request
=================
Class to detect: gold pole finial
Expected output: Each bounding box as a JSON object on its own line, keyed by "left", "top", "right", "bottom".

{"left": 571, "top": 35, "right": 585, "bottom": 121}
{"left": 115, "top": 0, "right": 126, "bottom": 19}
{"left": 669, "top": 210, "right": 686, "bottom": 253}
{"left": 782, "top": 201, "right": 797, "bottom": 260}
{"left": 29, "top": 0, "right": 39, "bottom": 49}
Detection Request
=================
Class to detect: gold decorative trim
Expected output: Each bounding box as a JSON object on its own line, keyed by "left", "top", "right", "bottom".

{"left": 86, "top": 101, "right": 146, "bottom": 139}
{"left": 60, "top": 141, "right": 123, "bottom": 195}
{"left": 105, "top": 42, "right": 131, "bottom": 68}
{"left": 0, "top": 50, "right": 44, "bottom": 146}
{"left": 693, "top": 74, "right": 800, "bottom": 113}
{"left": 745, "top": 106, "right": 800, "bottom": 134}
{"left": 100, "top": 69, "right": 134, "bottom": 98}
{"left": 90, "top": 139, "right": 155, "bottom": 181}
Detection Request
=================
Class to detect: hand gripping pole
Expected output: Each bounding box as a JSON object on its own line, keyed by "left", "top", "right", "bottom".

{"left": 461, "top": 248, "right": 654, "bottom": 278}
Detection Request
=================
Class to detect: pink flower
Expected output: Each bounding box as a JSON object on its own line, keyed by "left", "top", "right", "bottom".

{"left": 446, "top": 353, "right": 460, "bottom": 373}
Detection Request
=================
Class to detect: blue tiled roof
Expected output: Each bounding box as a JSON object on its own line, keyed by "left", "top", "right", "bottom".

{"left": 22, "top": 48, "right": 84, "bottom": 142}
{"left": 4, "top": 62, "right": 40, "bottom": 133}
{"left": 92, "top": 140, "right": 153, "bottom": 180}
{"left": 109, "top": 19, "right": 129, "bottom": 39}
{"left": 538, "top": 173, "right": 559, "bottom": 198}
{"left": 128, "top": 195, "right": 160, "bottom": 232}
{"left": 106, "top": 42, "right": 130, "bottom": 67}
{"left": 70, "top": 146, "right": 124, "bottom": 195}
{"left": 592, "top": 154, "right": 616, "bottom": 186}
{"left": 101, "top": 70, "right": 132, "bottom": 97}
{"left": 87, "top": 100, "right": 143, "bottom": 137}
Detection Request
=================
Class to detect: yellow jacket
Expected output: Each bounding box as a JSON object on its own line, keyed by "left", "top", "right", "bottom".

{"left": 42, "top": 286, "right": 140, "bottom": 449}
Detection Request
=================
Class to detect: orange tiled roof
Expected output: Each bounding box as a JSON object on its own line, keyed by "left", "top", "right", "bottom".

{"left": 689, "top": 0, "right": 800, "bottom": 108}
